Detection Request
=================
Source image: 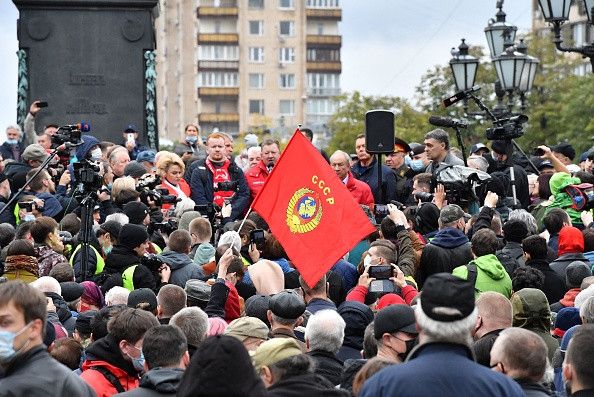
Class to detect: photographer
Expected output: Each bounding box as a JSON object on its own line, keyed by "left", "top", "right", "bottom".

{"left": 16, "top": 194, "right": 44, "bottom": 224}
{"left": 4, "top": 143, "right": 48, "bottom": 192}
{"left": 488, "top": 140, "right": 530, "bottom": 209}
{"left": 24, "top": 168, "right": 63, "bottom": 219}
{"left": 190, "top": 132, "right": 249, "bottom": 223}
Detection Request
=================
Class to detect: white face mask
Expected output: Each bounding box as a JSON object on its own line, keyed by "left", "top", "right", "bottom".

{"left": 364, "top": 255, "right": 374, "bottom": 269}
{"left": 90, "top": 148, "right": 103, "bottom": 160}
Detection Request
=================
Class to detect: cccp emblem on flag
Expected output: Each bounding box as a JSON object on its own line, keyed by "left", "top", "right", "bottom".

{"left": 286, "top": 188, "right": 323, "bottom": 234}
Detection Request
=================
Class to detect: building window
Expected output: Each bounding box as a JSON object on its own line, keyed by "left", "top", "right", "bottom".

{"left": 199, "top": 45, "right": 239, "bottom": 61}
{"left": 249, "top": 0, "right": 264, "bottom": 8}
{"left": 317, "top": 23, "right": 324, "bottom": 35}
{"left": 198, "top": 72, "right": 239, "bottom": 87}
{"left": 249, "top": 20, "right": 264, "bottom": 36}
{"left": 214, "top": 21, "right": 221, "bottom": 33}
{"left": 279, "top": 0, "right": 294, "bottom": 9}
{"left": 279, "top": 47, "right": 295, "bottom": 63}
{"left": 307, "top": 98, "right": 337, "bottom": 115}
{"left": 249, "top": 73, "right": 265, "bottom": 89}
{"left": 279, "top": 21, "right": 295, "bottom": 36}
{"left": 279, "top": 73, "right": 295, "bottom": 89}
{"left": 307, "top": 48, "right": 340, "bottom": 62}
{"left": 279, "top": 100, "right": 295, "bottom": 115}
{"left": 249, "top": 47, "right": 265, "bottom": 62}
{"left": 306, "top": 0, "right": 339, "bottom": 8}
{"left": 249, "top": 100, "right": 265, "bottom": 114}
{"left": 573, "top": 23, "right": 585, "bottom": 47}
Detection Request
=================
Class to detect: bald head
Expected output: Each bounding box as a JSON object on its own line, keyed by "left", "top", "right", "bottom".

{"left": 330, "top": 150, "right": 351, "bottom": 180}
{"left": 474, "top": 292, "right": 512, "bottom": 339}
{"left": 490, "top": 327, "right": 548, "bottom": 382}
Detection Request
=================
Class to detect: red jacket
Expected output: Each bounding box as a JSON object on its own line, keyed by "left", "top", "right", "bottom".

{"left": 345, "top": 172, "right": 375, "bottom": 208}
{"left": 160, "top": 178, "right": 191, "bottom": 210}
{"left": 80, "top": 359, "right": 139, "bottom": 397}
{"left": 346, "top": 284, "right": 418, "bottom": 306}
{"left": 244, "top": 160, "right": 270, "bottom": 201}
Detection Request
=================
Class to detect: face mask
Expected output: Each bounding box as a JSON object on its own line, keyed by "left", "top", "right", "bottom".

{"left": 186, "top": 136, "right": 198, "bottom": 144}
{"left": 130, "top": 351, "right": 145, "bottom": 372}
{"left": 104, "top": 245, "right": 112, "bottom": 255}
{"left": 5, "top": 139, "right": 18, "bottom": 145}
{"left": 0, "top": 322, "right": 31, "bottom": 363}
{"left": 397, "top": 338, "right": 417, "bottom": 362}
{"left": 90, "top": 148, "right": 103, "bottom": 161}
{"left": 364, "top": 255, "right": 377, "bottom": 269}
{"left": 410, "top": 159, "right": 425, "bottom": 172}
{"left": 23, "top": 214, "right": 35, "bottom": 222}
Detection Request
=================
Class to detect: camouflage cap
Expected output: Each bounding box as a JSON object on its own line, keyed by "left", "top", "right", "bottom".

{"left": 439, "top": 204, "right": 465, "bottom": 225}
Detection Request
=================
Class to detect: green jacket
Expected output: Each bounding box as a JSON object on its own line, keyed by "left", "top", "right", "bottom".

{"left": 452, "top": 254, "right": 512, "bottom": 298}
{"left": 545, "top": 172, "right": 582, "bottom": 225}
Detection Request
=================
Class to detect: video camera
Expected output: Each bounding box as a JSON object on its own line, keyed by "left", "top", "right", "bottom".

{"left": 432, "top": 164, "right": 491, "bottom": 208}
{"left": 141, "top": 254, "right": 165, "bottom": 272}
{"left": 486, "top": 115, "right": 528, "bottom": 141}
{"left": 214, "top": 180, "right": 239, "bottom": 192}
{"left": 566, "top": 183, "right": 594, "bottom": 211}
{"left": 137, "top": 174, "right": 181, "bottom": 207}
{"left": 51, "top": 123, "right": 89, "bottom": 146}
{"left": 151, "top": 219, "right": 178, "bottom": 235}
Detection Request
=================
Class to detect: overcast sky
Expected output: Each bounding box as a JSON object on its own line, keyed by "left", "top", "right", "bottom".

{"left": 0, "top": 0, "right": 532, "bottom": 139}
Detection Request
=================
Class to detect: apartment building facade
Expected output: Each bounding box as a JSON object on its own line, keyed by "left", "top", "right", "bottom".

{"left": 156, "top": 0, "right": 342, "bottom": 143}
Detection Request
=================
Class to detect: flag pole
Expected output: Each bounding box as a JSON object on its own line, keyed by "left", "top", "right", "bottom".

{"left": 238, "top": 206, "right": 253, "bottom": 231}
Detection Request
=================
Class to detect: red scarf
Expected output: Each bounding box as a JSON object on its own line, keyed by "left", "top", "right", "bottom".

{"left": 206, "top": 158, "right": 234, "bottom": 207}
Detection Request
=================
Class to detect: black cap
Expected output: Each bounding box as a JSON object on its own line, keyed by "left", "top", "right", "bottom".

{"left": 245, "top": 295, "right": 271, "bottom": 326}
{"left": 374, "top": 304, "right": 418, "bottom": 339}
{"left": 392, "top": 137, "right": 411, "bottom": 154}
{"left": 410, "top": 144, "right": 425, "bottom": 156}
{"left": 420, "top": 273, "right": 475, "bottom": 322}
{"left": 127, "top": 288, "right": 158, "bottom": 312}
{"left": 491, "top": 140, "right": 510, "bottom": 155}
{"left": 536, "top": 159, "right": 554, "bottom": 170}
{"left": 99, "top": 221, "right": 123, "bottom": 241}
{"left": 269, "top": 290, "right": 306, "bottom": 319}
{"left": 123, "top": 202, "right": 150, "bottom": 225}
{"left": 552, "top": 142, "right": 575, "bottom": 161}
{"left": 118, "top": 224, "right": 149, "bottom": 250}
{"left": 470, "top": 143, "right": 487, "bottom": 154}
{"left": 75, "top": 310, "right": 97, "bottom": 335}
{"left": 60, "top": 282, "right": 84, "bottom": 302}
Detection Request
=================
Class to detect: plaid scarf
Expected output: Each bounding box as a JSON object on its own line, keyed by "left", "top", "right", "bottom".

{"left": 4, "top": 255, "right": 39, "bottom": 277}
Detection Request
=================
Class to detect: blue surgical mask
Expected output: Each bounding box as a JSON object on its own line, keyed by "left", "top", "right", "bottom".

{"left": 128, "top": 345, "right": 145, "bottom": 372}
{"left": 104, "top": 245, "right": 112, "bottom": 255}
{"left": 5, "top": 139, "right": 18, "bottom": 145}
{"left": 186, "top": 136, "right": 198, "bottom": 144}
{"left": 410, "top": 159, "right": 425, "bottom": 172}
{"left": 0, "top": 322, "right": 31, "bottom": 363}
{"left": 23, "top": 214, "right": 35, "bottom": 222}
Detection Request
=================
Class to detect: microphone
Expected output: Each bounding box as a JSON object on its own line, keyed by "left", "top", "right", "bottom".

{"left": 428, "top": 116, "right": 468, "bottom": 129}
{"left": 442, "top": 86, "right": 481, "bottom": 108}
{"left": 59, "top": 122, "right": 91, "bottom": 132}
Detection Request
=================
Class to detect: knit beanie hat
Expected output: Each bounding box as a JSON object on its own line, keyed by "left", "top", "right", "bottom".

{"left": 123, "top": 202, "right": 150, "bottom": 225}
{"left": 194, "top": 242, "right": 216, "bottom": 266}
{"left": 566, "top": 261, "right": 592, "bottom": 289}
{"left": 503, "top": 219, "right": 528, "bottom": 243}
{"left": 127, "top": 288, "right": 158, "bottom": 312}
{"left": 179, "top": 211, "right": 201, "bottom": 232}
{"left": 118, "top": 224, "right": 149, "bottom": 250}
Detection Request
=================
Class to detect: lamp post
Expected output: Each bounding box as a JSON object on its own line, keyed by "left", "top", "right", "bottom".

{"left": 484, "top": 0, "right": 517, "bottom": 59}
{"left": 449, "top": 38, "right": 479, "bottom": 113}
{"left": 536, "top": 0, "right": 594, "bottom": 72}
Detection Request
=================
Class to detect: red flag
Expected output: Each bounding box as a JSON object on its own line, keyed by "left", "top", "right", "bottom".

{"left": 252, "top": 130, "right": 375, "bottom": 288}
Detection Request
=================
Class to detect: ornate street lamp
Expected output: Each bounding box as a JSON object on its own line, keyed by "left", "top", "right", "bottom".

{"left": 449, "top": 39, "right": 479, "bottom": 92}
{"left": 492, "top": 35, "right": 527, "bottom": 93}
{"left": 484, "top": 0, "right": 517, "bottom": 59}
{"left": 536, "top": 0, "right": 594, "bottom": 72}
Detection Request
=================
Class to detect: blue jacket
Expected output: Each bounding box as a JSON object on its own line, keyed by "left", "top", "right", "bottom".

{"left": 157, "top": 250, "right": 205, "bottom": 288}
{"left": 35, "top": 191, "right": 63, "bottom": 218}
{"left": 351, "top": 157, "right": 396, "bottom": 205}
{"left": 189, "top": 159, "right": 250, "bottom": 222}
{"left": 360, "top": 343, "right": 524, "bottom": 397}
{"left": 306, "top": 298, "right": 337, "bottom": 314}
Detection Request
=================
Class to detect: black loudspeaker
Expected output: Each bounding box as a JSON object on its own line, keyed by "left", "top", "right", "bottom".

{"left": 365, "top": 110, "right": 395, "bottom": 154}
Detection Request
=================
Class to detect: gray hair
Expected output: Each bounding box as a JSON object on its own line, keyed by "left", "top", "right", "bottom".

{"left": 467, "top": 155, "right": 489, "bottom": 172}
{"left": 330, "top": 150, "right": 350, "bottom": 165}
{"left": 579, "top": 296, "right": 594, "bottom": 323}
{"left": 105, "top": 286, "right": 130, "bottom": 306}
{"left": 105, "top": 212, "right": 129, "bottom": 225}
{"left": 31, "top": 276, "right": 61, "bottom": 295}
{"left": 247, "top": 146, "right": 261, "bottom": 156}
{"left": 415, "top": 298, "right": 477, "bottom": 346}
{"left": 509, "top": 209, "right": 538, "bottom": 236}
{"left": 304, "top": 309, "right": 345, "bottom": 354}
{"left": 174, "top": 197, "right": 197, "bottom": 219}
{"left": 271, "top": 313, "right": 299, "bottom": 327}
{"left": 170, "top": 307, "right": 209, "bottom": 348}
{"left": 5, "top": 124, "right": 22, "bottom": 136}
{"left": 424, "top": 129, "right": 450, "bottom": 150}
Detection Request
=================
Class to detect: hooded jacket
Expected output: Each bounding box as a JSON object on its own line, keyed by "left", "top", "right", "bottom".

{"left": 453, "top": 254, "right": 513, "bottom": 298}
{"left": 511, "top": 288, "right": 559, "bottom": 361}
{"left": 417, "top": 227, "right": 473, "bottom": 288}
{"left": 550, "top": 226, "right": 589, "bottom": 279}
{"left": 99, "top": 245, "right": 155, "bottom": 293}
{"left": 268, "top": 372, "right": 351, "bottom": 397}
{"left": 157, "top": 250, "right": 204, "bottom": 288}
{"left": 337, "top": 301, "right": 374, "bottom": 361}
{"left": 113, "top": 367, "right": 184, "bottom": 397}
{"left": 45, "top": 291, "right": 76, "bottom": 335}
{"left": 0, "top": 345, "right": 95, "bottom": 397}
{"left": 545, "top": 173, "right": 582, "bottom": 225}
{"left": 81, "top": 333, "right": 140, "bottom": 397}
{"left": 526, "top": 258, "right": 567, "bottom": 304}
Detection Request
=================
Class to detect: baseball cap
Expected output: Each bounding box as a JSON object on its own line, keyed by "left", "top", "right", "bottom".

{"left": 373, "top": 304, "right": 418, "bottom": 339}
{"left": 536, "top": 159, "right": 554, "bottom": 170}
{"left": 124, "top": 124, "right": 138, "bottom": 133}
{"left": 552, "top": 142, "right": 575, "bottom": 160}
{"left": 137, "top": 150, "right": 156, "bottom": 164}
{"left": 224, "top": 317, "right": 270, "bottom": 342}
{"left": 420, "top": 273, "right": 475, "bottom": 322}
{"left": 439, "top": 204, "right": 465, "bottom": 225}
{"left": 251, "top": 338, "right": 303, "bottom": 372}
{"left": 22, "top": 144, "right": 49, "bottom": 162}
{"left": 127, "top": 288, "right": 158, "bottom": 312}
{"left": 60, "top": 282, "right": 84, "bottom": 302}
{"left": 470, "top": 143, "right": 487, "bottom": 154}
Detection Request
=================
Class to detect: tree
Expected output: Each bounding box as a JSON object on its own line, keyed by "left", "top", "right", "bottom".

{"left": 327, "top": 91, "right": 430, "bottom": 153}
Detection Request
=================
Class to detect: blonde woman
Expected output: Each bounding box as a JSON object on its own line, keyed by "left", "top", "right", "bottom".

{"left": 157, "top": 153, "right": 190, "bottom": 210}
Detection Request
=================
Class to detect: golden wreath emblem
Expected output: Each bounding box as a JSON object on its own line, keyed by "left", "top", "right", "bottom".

{"left": 286, "top": 188, "right": 323, "bottom": 234}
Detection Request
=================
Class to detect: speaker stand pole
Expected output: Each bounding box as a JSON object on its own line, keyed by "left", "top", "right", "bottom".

{"left": 453, "top": 126, "right": 468, "bottom": 167}
{"left": 377, "top": 154, "right": 385, "bottom": 204}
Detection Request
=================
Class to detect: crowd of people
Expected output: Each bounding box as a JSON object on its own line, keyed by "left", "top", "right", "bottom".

{"left": 0, "top": 101, "right": 594, "bottom": 396}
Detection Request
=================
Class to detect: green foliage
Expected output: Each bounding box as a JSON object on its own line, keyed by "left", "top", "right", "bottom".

{"left": 326, "top": 91, "right": 430, "bottom": 153}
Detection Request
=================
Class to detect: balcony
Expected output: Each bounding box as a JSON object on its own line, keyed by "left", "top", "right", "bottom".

{"left": 199, "top": 113, "right": 240, "bottom": 123}
{"left": 307, "top": 87, "right": 341, "bottom": 97}
{"left": 198, "top": 87, "right": 239, "bottom": 97}
{"left": 198, "top": 60, "right": 239, "bottom": 70}
{"left": 198, "top": 33, "right": 239, "bottom": 44}
{"left": 306, "top": 35, "right": 341, "bottom": 46}
{"left": 198, "top": 7, "right": 238, "bottom": 17}
{"left": 306, "top": 8, "right": 341, "bottom": 20}
{"left": 306, "top": 61, "right": 342, "bottom": 72}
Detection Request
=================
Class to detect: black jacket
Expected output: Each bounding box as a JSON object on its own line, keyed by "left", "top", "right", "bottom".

{"left": 472, "top": 329, "right": 503, "bottom": 367}
{"left": 0, "top": 345, "right": 95, "bottom": 396}
{"left": 189, "top": 159, "right": 250, "bottom": 222}
{"left": 515, "top": 379, "right": 554, "bottom": 397}
{"left": 45, "top": 291, "right": 76, "bottom": 336}
{"left": 307, "top": 349, "right": 344, "bottom": 386}
{"left": 526, "top": 258, "right": 567, "bottom": 304}
{"left": 99, "top": 245, "right": 155, "bottom": 293}
{"left": 0, "top": 142, "right": 24, "bottom": 162}
{"left": 268, "top": 372, "right": 350, "bottom": 397}
{"left": 4, "top": 161, "right": 32, "bottom": 192}
{"left": 115, "top": 367, "right": 185, "bottom": 397}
